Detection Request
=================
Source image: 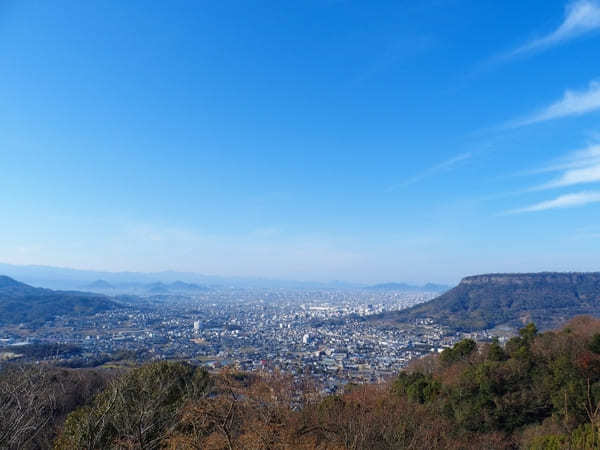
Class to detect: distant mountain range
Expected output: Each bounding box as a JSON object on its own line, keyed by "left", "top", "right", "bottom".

{"left": 373, "top": 272, "right": 600, "bottom": 331}
{"left": 0, "top": 262, "right": 447, "bottom": 292}
{"left": 0, "top": 263, "right": 359, "bottom": 290}
{"left": 366, "top": 282, "right": 449, "bottom": 292}
{"left": 85, "top": 279, "right": 115, "bottom": 290}
{"left": 83, "top": 279, "right": 208, "bottom": 294}
{"left": 0, "top": 275, "right": 123, "bottom": 326}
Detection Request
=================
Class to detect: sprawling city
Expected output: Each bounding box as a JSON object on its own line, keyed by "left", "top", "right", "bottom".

{"left": 0, "top": 285, "right": 495, "bottom": 392}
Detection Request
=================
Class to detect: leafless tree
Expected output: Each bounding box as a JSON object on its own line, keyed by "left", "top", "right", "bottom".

{"left": 0, "top": 365, "right": 57, "bottom": 449}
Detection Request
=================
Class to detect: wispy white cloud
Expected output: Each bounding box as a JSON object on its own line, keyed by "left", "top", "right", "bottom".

{"left": 531, "top": 144, "right": 600, "bottom": 174}
{"left": 530, "top": 143, "right": 600, "bottom": 189}
{"left": 507, "top": 190, "right": 600, "bottom": 213}
{"left": 386, "top": 152, "right": 472, "bottom": 191}
{"left": 540, "top": 164, "right": 600, "bottom": 188}
{"left": 511, "top": 81, "right": 600, "bottom": 127}
{"left": 510, "top": 0, "right": 600, "bottom": 56}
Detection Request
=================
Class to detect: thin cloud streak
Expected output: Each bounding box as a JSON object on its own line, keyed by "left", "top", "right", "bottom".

{"left": 528, "top": 144, "right": 600, "bottom": 174}
{"left": 529, "top": 143, "right": 600, "bottom": 190}
{"left": 507, "top": 191, "right": 600, "bottom": 213}
{"left": 509, "top": 0, "right": 600, "bottom": 57}
{"left": 539, "top": 164, "right": 600, "bottom": 189}
{"left": 386, "top": 152, "right": 472, "bottom": 191}
{"left": 510, "top": 81, "right": 600, "bottom": 127}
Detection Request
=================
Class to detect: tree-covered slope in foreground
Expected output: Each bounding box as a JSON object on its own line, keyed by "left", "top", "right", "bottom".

{"left": 32, "top": 316, "right": 600, "bottom": 449}
{"left": 373, "top": 272, "right": 600, "bottom": 331}
{"left": 0, "top": 275, "right": 122, "bottom": 325}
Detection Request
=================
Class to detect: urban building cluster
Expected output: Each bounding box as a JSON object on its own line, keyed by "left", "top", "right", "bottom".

{"left": 0, "top": 287, "right": 490, "bottom": 391}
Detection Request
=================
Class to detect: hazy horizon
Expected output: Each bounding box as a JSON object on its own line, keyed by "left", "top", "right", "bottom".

{"left": 0, "top": 261, "right": 453, "bottom": 287}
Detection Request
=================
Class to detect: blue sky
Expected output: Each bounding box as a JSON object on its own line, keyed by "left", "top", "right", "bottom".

{"left": 2, "top": 0, "right": 600, "bottom": 283}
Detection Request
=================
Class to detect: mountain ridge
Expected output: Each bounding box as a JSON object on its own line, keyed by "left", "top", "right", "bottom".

{"left": 0, "top": 275, "right": 123, "bottom": 325}
{"left": 372, "top": 271, "right": 600, "bottom": 331}
{"left": 0, "top": 262, "right": 448, "bottom": 291}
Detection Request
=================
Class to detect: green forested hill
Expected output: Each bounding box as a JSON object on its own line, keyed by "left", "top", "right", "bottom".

{"left": 374, "top": 272, "right": 600, "bottom": 331}
{"left": 0, "top": 275, "right": 122, "bottom": 325}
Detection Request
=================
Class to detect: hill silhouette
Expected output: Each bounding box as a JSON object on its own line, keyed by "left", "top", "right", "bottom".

{"left": 0, "top": 275, "right": 122, "bottom": 325}
{"left": 168, "top": 280, "right": 208, "bottom": 291}
{"left": 373, "top": 272, "right": 600, "bottom": 331}
{"left": 85, "top": 279, "right": 115, "bottom": 290}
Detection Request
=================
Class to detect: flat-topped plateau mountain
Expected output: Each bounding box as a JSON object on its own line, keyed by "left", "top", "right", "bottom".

{"left": 372, "top": 272, "right": 600, "bottom": 331}
{"left": 0, "top": 275, "right": 122, "bottom": 326}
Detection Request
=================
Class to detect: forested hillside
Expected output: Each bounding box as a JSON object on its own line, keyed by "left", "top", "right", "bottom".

{"left": 0, "top": 275, "right": 122, "bottom": 325}
{"left": 4, "top": 316, "right": 600, "bottom": 448}
{"left": 374, "top": 272, "right": 600, "bottom": 331}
